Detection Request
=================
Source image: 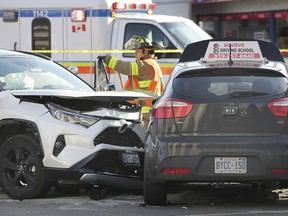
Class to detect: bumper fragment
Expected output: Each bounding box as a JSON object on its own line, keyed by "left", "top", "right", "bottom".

{"left": 80, "top": 173, "right": 143, "bottom": 190}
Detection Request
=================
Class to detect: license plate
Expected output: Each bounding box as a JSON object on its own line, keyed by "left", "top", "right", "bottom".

{"left": 122, "top": 153, "right": 140, "bottom": 167}
{"left": 215, "top": 157, "right": 247, "bottom": 174}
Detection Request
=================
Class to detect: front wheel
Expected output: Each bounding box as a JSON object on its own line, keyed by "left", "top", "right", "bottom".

{"left": 144, "top": 166, "right": 167, "bottom": 206}
{"left": 0, "top": 134, "right": 49, "bottom": 199}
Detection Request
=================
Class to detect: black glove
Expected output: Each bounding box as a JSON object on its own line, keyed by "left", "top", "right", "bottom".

{"left": 97, "top": 55, "right": 106, "bottom": 61}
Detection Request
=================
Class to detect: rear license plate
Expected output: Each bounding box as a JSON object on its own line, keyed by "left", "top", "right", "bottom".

{"left": 122, "top": 153, "right": 140, "bottom": 167}
{"left": 215, "top": 157, "right": 247, "bottom": 174}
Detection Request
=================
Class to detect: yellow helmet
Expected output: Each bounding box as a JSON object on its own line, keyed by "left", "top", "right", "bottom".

{"left": 124, "top": 35, "right": 153, "bottom": 50}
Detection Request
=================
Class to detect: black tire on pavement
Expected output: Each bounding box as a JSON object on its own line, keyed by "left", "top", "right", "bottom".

{"left": 87, "top": 185, "right": 107, "bottom": 200}
{"left": 144, "top": 166, "right": 167, "bottom": 206}
{"left": 0, "top": 134, "right": 49, "bottom": 199}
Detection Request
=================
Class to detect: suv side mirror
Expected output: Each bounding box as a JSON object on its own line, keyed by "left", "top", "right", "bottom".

{"left": 68, "top": 66, "right": 79, "bottom": 75}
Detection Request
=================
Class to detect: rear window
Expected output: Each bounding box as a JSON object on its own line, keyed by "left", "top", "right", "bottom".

{"left": 173, "top": 68, "right": 288, "bottom": 98}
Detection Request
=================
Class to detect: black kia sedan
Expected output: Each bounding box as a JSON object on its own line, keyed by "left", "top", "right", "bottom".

{"left": 144, "top": 39, "right": 288, "bottom": 205}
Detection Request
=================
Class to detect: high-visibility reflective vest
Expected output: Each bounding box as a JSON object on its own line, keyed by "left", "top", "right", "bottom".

{"left": 107, "top": 56, "right": 164, "bottom": 114}
{"left": 124, "top": 59, "right": 164, "bottom": 114}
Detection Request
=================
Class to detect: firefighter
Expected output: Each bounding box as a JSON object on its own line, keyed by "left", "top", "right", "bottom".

{"left": 103, "top": 35, "right": 164, "bottom": 129}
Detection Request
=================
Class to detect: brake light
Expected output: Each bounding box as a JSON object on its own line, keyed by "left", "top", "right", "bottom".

{"left": 152, "top": 98, "right": 193, "bottom": 119}
{"left": 268, "top": 98, "right": 288, "bottom": 117}
{"left": 271, "top": 168, "right": 288, "bottom": 174}
{"left": 162, "top": 168, "right": 191, "bottom": 174}
{"left": 112, "top": 2, "right": 126, "bottom": 10}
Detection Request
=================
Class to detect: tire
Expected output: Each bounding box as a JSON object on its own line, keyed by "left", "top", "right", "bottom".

{"left": 144, "top": 166, "right": 167, "bottom": 206}
{"left": 85, "top": 185, "right": 107, "bottom": 200}
{"left": 0, "top": 134, "right": 49, "bottom": 199}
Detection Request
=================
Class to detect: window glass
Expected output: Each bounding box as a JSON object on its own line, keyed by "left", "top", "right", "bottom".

{"left": 161, "top": 21, "right": 211, "bottom": 48}
{"left": 221, "top": 13, "right": 269, "bottom": 40}
{"left": 275, "top": 17, "right": 288, "bottom": 49}
{"left": 173, "top": 68, "right": 287, "bottom": 98}
{"left": 32, "top": 18, "right": 51, "bottom": 58}
{"left": 0, "top": 57, "right": 93, "bottom": 91}
{"left": 124, "top": 23, "right": 180, "bottom": 59}
{"left": 198, "top": 15, "right": 219, "bottom": 38}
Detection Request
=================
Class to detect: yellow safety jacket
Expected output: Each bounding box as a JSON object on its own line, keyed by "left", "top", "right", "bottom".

{"left": 105, "top": 56, "right": 164, "bottom": 113}
{"left": 124, "top": 59, "right": 164, "bottom": 113}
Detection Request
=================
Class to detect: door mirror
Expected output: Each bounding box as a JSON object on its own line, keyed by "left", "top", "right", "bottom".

{"left": 68, "top": 66, "right": 79, "bottom": 75}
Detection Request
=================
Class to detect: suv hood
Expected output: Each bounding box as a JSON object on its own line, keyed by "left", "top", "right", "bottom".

{"left": 10, "top": 90, "right": 150, "bottom": 101}
{"left": 10, "top": 90, "right": 151, "bottom": 120}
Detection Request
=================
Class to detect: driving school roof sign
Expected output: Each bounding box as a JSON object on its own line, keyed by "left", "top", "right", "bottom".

{"left": 203, "top": 41, "right": 263, "bottom": 61}
{"left": 179, "top": 38, "right": 285, "bottom": 63}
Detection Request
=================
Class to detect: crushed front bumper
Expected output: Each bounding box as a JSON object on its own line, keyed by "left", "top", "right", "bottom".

{"left": 45, "top": 145, "right": 144, "bottom": 190}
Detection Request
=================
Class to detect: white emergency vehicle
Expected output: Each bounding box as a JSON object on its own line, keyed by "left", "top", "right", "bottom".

{"left": 0, "top": 0, "right": 212, "bottom": 89}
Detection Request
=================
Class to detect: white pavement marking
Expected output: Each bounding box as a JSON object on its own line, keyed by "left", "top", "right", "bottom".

{"left": 182, "top": 210, "right": 288, "bottom": 216}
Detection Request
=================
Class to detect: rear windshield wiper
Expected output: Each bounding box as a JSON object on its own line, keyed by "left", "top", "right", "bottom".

{"left": 229, "top": 91, "right": 269, "bottom": 98}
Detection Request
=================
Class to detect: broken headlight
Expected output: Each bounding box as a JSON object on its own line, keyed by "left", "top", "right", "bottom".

{"left": 47, "top": 103, "right": 100, "bottom": 128}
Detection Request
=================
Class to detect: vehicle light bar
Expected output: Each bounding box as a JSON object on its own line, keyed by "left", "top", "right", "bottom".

{"left": 148, "top": 3, "right": 156, "bottom": 10}
{"left": 139, "top": 3, "right": 147, "bottom": 9}
{"left": 129, "top": 3, "right": 137, "bottom": 9}
{"left": 112, "top": 2, "right": 126, "bottom": 10}
{"left": 112, "top": 2, "right": 156, "bottom": 12}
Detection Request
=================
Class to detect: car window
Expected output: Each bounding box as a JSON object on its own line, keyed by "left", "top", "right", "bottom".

{"left": 161, "top": 21, "right": 212, "bottom": 48}
{"left": 0, "top": 57, "right": 94, "bottom": 91}
{"left": 173, "top": 68, "right": 288, "bottom": 98}
{"left": 123, "top": 23, "right": 180, "bottom": 59}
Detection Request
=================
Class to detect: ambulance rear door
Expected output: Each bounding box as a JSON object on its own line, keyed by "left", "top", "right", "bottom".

{"left": 19, "top": 8, "right": 65, "bottom": 62}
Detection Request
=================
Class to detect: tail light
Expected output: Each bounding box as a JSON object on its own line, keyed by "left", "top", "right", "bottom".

{"left": 268, "top": 98, "right": 288, "bottom": 117}
{"left": 152, "top": 98, "right": 193, "bottom": 119}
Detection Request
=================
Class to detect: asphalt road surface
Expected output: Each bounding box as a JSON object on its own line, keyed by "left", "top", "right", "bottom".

{"left": 1, "top": 184, "right": 288, "bottom": 216}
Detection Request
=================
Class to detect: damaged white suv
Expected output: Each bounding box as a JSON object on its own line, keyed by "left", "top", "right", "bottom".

{"left": 0, "top": 50, "right": 148, "bottom": 199}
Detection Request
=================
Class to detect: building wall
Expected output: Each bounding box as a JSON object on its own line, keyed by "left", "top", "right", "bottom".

{"left": 153, "top": 0, "right": 192, "bottom": 18}
{"left": 192, "top": 0, "right": 288, "bottom": 47}
{"left": 192, "top": 0, "right": 288, "bottom": 18}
